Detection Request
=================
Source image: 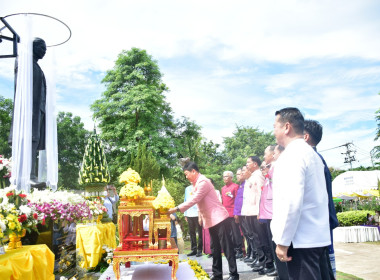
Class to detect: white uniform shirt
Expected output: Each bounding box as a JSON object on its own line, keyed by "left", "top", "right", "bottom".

{"left": 271, "top": 138, "right": 331, "bottom": 248}
{"left": 241, "top": 169, "right": 265, "bottom": 216}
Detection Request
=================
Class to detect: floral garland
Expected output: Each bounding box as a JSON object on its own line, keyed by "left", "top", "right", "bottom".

{"left": 187, "top": 259, "right": 210, "bottom": 280}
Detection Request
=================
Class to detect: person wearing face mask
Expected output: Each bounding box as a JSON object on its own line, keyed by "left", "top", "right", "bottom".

{"left": 103, "top": 185, "right": 119, "bottom": 223}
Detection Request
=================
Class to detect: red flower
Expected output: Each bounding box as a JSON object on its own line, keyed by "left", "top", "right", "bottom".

{"left": 6, "top": 192, "right": 14, "bottom": 197}
{"left": 33, "top": 213, "right": 38, "bottom": 219}
{"left": 18, "top": 214, "right": 27, "bottom": 223}
{"left": 19, "top": 193, "right": 27, "bottom": 198}
{"left": 41, "top": 218, "right": 46, "bottom": 226}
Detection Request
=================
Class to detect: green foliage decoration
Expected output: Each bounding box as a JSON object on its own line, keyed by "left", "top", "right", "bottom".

{"left": 336, "top": 210, "right": 375, "bottom": 226}
{"left": 78, "top": 129, "right": 110, "bottom": 186}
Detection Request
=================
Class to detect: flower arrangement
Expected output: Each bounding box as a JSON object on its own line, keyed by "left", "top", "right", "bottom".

{"left": 119, "top": 168, "right": 145, "bottom": 200}
{"left": 28, "top": 189, "right": 92, "bottom": 224}
{"left": 57, "top": 245, "right": 76, "bottom": 273}
{"left": 86, "top": 198, "right": 108, "bottom": 217}
{"left": 152, "top": 185, "right": 175, "bottom": 211}
{"left": 119, "top": 168, "right": 141, "bottom": 185}
{"left": 0, "top": 186, "right": 42, "bottom": 236}
{"left": 0, "top": 155, "right": 11, "bottom": 188}
{"left": 0, "top": 155, "right": 11, "bottom": 178}
{"left": 119, "top": 182, "right": 145, "bottom": 199}
{"left": 101, "top": 244, "right": 114, "bottom": 271}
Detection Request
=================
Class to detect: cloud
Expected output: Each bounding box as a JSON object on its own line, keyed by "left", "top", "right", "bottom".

{"left": 1, "top": 0, "right": 380, "bottom": 170}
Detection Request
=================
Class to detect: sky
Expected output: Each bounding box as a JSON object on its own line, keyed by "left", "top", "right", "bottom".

{"left": 1, "top": 0, "right": 379, "bottom": 169}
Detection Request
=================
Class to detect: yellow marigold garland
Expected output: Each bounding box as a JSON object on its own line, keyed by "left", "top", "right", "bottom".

{"left": 187, "top": 259, "right": 210, "bottom": 280}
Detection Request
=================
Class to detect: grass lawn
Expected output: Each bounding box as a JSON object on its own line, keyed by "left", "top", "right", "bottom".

{"left": 337, "top": 271, "right": 364, "bottom": 280}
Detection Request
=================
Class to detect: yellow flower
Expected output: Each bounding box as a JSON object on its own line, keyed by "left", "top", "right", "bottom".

{"left": 152, "top": 186, "right": 175, "bottom": 210}
{"left": 107, "top": 259, "right": 111, "bottom": 264}
{"left": 8, "top": 221, "right": 16, "bottom": 230}
{"left": 119, "top": 168, "right": 141, "bottom": 184}
{"left": 119, "top": 182, "right": 145, "bottom": 199}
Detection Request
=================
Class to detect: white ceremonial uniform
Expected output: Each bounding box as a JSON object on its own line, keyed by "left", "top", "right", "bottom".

{"left": 271, "top": 138, "right": 331, "bottom": 248}
{"left": 241, "top": 169, "right": 265, "bottom": 216}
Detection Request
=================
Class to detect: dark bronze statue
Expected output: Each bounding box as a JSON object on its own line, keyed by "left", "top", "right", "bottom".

{"left": 9, "top": 37, "right": 47, "bottom": 187}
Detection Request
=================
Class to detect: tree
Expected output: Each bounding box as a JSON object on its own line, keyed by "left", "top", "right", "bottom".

{"left": 91, "top": 48, "right": 176, "bottom": 178}
{"left": 223, "top": 125, "right": 276, "bottom": 175}
{"left": 57, "top": 112, "right": 90, "bottom": 189}
{"left": 0, "top": 96, "right": 13, "bottom": 157}
{"left": 173, "top": 117, "right": 203, "bottom": 162}
{"left": 129, "top": 143, "right": 160, "bottom": 186}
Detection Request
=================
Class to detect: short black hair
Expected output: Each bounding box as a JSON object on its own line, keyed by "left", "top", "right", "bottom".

{"left": 248, "top": 156, "right": 261, "bottom": 166}
{"left": 183, "top": 161, "right": 199, "bottom": 172}
{"left": 275, "top": 107, "right": 304, "bottom": 135}
{"left": 304, "top": 119, "right": 323, "bottom": 146}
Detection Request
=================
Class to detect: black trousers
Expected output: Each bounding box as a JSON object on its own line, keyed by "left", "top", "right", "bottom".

{"left": 209, "top": 218, "right": 238, "bottom": 278}
{"left": 239, "top": 216, "right": 256, "bottom": 258}
{"left": 266, "top": 222, "right": 289, "bottom": 280}
{"left": 227, "top": 217, "right": 243, "bottom": 254}
{"left": 287, "top": 244, "right": 326, "bottom": 280}
{"left": 187, "top": 216, "right": 203, "bottom": 253}
{"left": 255, "top": 219, "right": 273, "bottom": 263}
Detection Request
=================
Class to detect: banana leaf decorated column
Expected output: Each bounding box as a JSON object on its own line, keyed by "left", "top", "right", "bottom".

{"left": 78, "top": 128, "right": 110, "bottom": 198}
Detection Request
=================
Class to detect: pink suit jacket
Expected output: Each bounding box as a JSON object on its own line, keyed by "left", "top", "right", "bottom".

{"left": 178, "top": 174, "right": 229, "bottom": 229}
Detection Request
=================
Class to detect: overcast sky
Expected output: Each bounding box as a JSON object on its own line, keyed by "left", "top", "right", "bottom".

{"left": 1, "top": 0, "right": 379, "bottom": 169}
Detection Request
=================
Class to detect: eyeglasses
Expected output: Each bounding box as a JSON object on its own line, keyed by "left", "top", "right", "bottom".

{"left": 260, "top": 164, "right": 271, "bottom": 170}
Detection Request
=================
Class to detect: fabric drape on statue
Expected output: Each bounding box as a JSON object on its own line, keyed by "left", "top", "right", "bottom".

{"left": 38, "top": 49, "right": 58, "bottom": 191}
{"left": 10, "top": 15, "right": 33, "bottom": 193}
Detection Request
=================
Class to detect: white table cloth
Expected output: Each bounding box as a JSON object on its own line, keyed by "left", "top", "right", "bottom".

{"left": 333, "top": 226, "right": 380, "bottom": 243}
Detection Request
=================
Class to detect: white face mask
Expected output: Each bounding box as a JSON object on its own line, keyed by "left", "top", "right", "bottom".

{"left": 103, "top": 191, "right": 108, "bottom": 196}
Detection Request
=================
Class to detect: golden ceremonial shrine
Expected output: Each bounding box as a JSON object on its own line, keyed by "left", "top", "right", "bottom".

{"left": 113, "top": 168, "right": 178, "bottom": 280}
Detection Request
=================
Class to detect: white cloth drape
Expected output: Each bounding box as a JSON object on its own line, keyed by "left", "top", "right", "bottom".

{"left": 10, "top": 15, "right": 33, "bottom": 193}
{"left": 333, "top": 226, "right": 380, "bottom": 243}
{"left": 10, "top": 15, "right": 59, "bottom": 192}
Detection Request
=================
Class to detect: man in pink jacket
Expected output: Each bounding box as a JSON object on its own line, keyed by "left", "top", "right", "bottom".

{"left": 169, "top": 162, "right": 239, "bottom": 280}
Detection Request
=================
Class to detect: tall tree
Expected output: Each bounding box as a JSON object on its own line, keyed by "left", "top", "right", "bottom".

{"left": 130, "top": 143, "right": 160, "bottom": 186}
{"left": 223, "top": 125, "right": 276, "bottom": 173}
{"left": 0, "top": 96, "right": 13, "bottom": 157}
{"left": 173, "top": 116, "right": 203, "bottom": 162}
{"left": 91, "top": 48, "right": 176, "bottom": 177}
{"left": 57, "top": 112, "right": 90, "bottom": 189}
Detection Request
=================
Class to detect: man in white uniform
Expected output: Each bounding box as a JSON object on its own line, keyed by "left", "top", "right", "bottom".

{"left": 271, "top": 107, "right": 331, "bottom": 279}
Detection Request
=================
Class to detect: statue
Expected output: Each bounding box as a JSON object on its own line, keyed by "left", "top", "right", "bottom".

{"left": 9, "top": 37, "right": 47, "bottom": 188}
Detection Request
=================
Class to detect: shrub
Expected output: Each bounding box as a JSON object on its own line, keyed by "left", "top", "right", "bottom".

{"left": 337, "top": 210, "right": 375, "bottom": 226}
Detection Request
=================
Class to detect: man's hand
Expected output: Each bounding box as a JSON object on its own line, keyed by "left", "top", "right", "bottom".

{"left": 276, "top": 244, "right": 292, "bottom": 262}
{"left": 168, "top": 208, "right": 176, "bottom": 214}
{"left": 234, "top": 215, "right": 239, "bottom": 224}
{"left": 198, "top": 216, "right": 202, "bottom": 227}
{"left": 185, "top": 217, "right": 188, "bottom": 222}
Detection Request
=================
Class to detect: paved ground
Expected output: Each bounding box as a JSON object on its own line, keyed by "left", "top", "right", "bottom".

{"left": 86, "top": 241, "right": 380, "bottom": 280}
{"left": 191, "top": 241, "right": 380, "bottom": 280}
{"left": 334, "top": 241, "right": 380, "bottom": 280}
